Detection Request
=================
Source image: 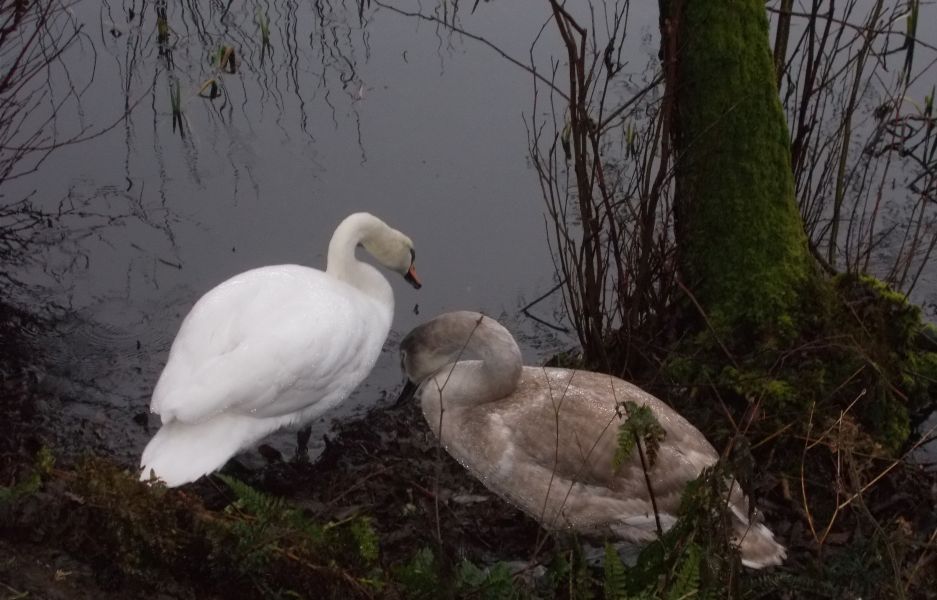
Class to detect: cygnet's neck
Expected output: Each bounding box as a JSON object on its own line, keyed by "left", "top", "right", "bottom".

{"left": 326, "top": 213, "right": 393, "bottom": 304}
{"left": 423, "top": 316, "right": 523, "bottom": 410}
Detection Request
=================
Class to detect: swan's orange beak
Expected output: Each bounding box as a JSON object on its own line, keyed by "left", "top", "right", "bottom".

{"left": 404, "top": 264, "right": 422, "bottom": 289}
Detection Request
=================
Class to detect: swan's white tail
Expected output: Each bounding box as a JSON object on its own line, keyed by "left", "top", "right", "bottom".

{"left": 140, "top": 413, "right": 274, "bottom": 488}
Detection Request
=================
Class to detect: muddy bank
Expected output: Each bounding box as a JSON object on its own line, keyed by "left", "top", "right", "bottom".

{"left": 2, "top": 300, "right": 937, "bottom": 599}
{"left": 0, "top": 298, "right": 547, "bottom": 597}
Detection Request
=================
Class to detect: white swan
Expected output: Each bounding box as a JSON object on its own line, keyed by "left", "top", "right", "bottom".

{"left": 400, "top": 311, "right": 785, "bottom": 569}
{"left": 140, "top": 212, "right": 421, "bottom": 487}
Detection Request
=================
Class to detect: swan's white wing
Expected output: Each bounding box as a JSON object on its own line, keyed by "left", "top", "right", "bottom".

{"left": 151, "top": 265, "right": 392, "bottom": 424}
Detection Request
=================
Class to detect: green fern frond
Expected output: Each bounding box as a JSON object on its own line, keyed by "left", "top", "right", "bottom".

{"left": 614, "top": 401, "right": 666, "bottom": 468}
{"left": 349, "top": 517, "right": 379, "bottom": 563}
{"left": 570, "top": 544, "right": 596, "bottom": 600}
{"left": 217, "top": 474, "right": 285, "bottom": 517}
{"left": 667, "top": 543, "right": 701, "bottom": 600}
{"left": 395, "top": 547, "right": 440, "bottom": 599}
{"left": 603, "top": 542, "right": 628, "bottom": 600}
{"left": 455, "top": 560, "right": 518, "bottom": 599}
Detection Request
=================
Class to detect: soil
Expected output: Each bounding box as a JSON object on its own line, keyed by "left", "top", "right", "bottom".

{"left": 0, "top": 299, "right": 549, "bottom": 598}
{"left": 0, "top": 395, "right": 545, "bottom": 598}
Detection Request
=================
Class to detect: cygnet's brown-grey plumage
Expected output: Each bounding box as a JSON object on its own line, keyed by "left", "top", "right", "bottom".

{"left": 400, "top": 311, "right": 785, "bottom": 569}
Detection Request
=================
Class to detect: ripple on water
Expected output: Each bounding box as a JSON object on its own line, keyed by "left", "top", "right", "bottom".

{"left": 34, "top": 289, "right": 188, "bottom": 465}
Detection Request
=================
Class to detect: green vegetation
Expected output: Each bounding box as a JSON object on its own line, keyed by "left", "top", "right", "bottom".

{"left": 669, "top": 0, "right": 821, "bottom": 338}
{"left": 0, "top": 446, "right": 52, "bottom": 505}
{"left": 613, "top": 401, "right": 666, "bottom": 469}
{"left": 0, "top": 448, "right": 764, "bottom": 599}
{"left": 535, "top": 0, "right": 937, "bottom": 596}
{"left": 662, "top": 272, "right": 937, "bottom": 455}
{"left": 1, "top": 455, "right": 384, "bottom": 598}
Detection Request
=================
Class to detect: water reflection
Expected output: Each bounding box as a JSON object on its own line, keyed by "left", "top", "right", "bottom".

{"left": 7, "top": 0, "right": 577, "bottom": 462}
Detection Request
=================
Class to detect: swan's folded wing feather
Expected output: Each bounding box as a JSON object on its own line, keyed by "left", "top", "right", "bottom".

{"left": 486, "top": 368, "right": 720, "bottom": 511}
{"left": 151, "top": 266, "right": 390, "bottom": 424}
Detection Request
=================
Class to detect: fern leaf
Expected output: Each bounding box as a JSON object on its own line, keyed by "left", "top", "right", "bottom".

{"left": 349, "top": 517, "right": 379, "bottom": 563}
{"left": 217, "top": 474, "right": 285, "bottom": 518}
{"left": 395, "top": 547, "right": 439, "bottom": 599}
{"left": 603, "top": 542, "right": 628, "bottom": 600}
{"left": 666, "top": 543, "right": 701, "bottom": 600}
{"left": 455, "top": 559, "right": 517, "bottom": 600}
{"left": 614, "top": 401, "right": 666, "bottom": 468}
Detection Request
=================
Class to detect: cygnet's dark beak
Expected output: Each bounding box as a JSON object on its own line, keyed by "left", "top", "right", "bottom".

{"left": 394, "top": 379, "right": 418, "bottom": 407}
{"left": 404, "top": 263, "right": 422, "bottom": 289}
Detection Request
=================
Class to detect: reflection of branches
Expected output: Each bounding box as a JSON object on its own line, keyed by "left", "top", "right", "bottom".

{"left": 0, "top": 187, "right": 143, "bottom": 293}
{"left": 0, "top": 0, "right": 90, "bottom": 183}
{"left": 372, "top": 0, "right": 569, "bottom": 101}
{"left": 100, "top": 0, "right": 372, "bottom": 158}
{"left": 0, "top": 0, "right": 156, "bottom": 287}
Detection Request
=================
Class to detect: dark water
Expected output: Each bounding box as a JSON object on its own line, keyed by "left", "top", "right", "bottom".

{"left": 6, "top": 0, "right": 646, "bottom": 464}
{"left": 5, "top": 1, "right": 935, "bottom": 466}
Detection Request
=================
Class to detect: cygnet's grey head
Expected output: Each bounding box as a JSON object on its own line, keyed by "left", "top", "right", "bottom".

{"left": 400, "top": 311, "right": 490, "bottom": 384}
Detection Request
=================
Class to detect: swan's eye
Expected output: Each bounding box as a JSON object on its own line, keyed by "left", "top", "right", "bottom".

{"left": 409, "top": 248, "right": 415, "bottom": 263}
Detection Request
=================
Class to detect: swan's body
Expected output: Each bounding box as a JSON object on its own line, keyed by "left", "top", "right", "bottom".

{"left": 400, "top": 311, "right": 785, "bottom": 569}
{"left": 140, "top": 212, "right": 421, "bottom": 487}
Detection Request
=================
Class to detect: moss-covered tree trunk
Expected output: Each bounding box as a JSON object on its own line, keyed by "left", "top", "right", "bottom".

{"left": 662, "top": 0, "right": 822, "bottom": 338}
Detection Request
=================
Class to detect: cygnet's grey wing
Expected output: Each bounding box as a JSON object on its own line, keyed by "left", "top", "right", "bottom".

{"left": 502, "top": 368, "right": 718, "bottom": 498}
{"left": 444, "top": 367, "right": 719, "bottom": 534}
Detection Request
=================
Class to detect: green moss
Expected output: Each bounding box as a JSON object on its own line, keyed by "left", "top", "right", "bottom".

{"left": 0, "top": 459, "right": 384, "bottom": 597}
{"left": 672, "top": 0, "right": 821, "bottom": 336}
{"left": 0, "top": 446, "right": 53, "bottom": 505}
{"left": 865, "top": 387, "right": 911, "bottom": 454}
{"left": 835, "top": 274, "right": 922, "bottom": 352}
{"left": 905, "top": 350, "right": 937, "bottom": 411}
{"left": 720, "top": 365, "right": 799, "bottom": 408}
{"left": 661, "top": 272, "right": 935, "bottom": 456}
{"left": 832, "top": 273, "right": 937, "bottom": 450}
{"left": 348, "top": 517, "right": 380, "bottom": 564}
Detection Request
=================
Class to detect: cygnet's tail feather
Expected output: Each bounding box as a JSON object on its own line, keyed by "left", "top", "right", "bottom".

{"left": 140, "top": 413, "right": 275, "bottom": 487}
{"left": 735, "top": 520, "right": 787, "bottom": 569}
{"left": 726, "top": 492, "right": 786, "bottom": 569}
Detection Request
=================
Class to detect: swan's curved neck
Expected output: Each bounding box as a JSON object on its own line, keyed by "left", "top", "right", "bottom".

{"left": 420, "top": 317, "right": 523, "bottom": 410}
{"left": 325, "top": 214, "right": 391, "bottom": 303}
